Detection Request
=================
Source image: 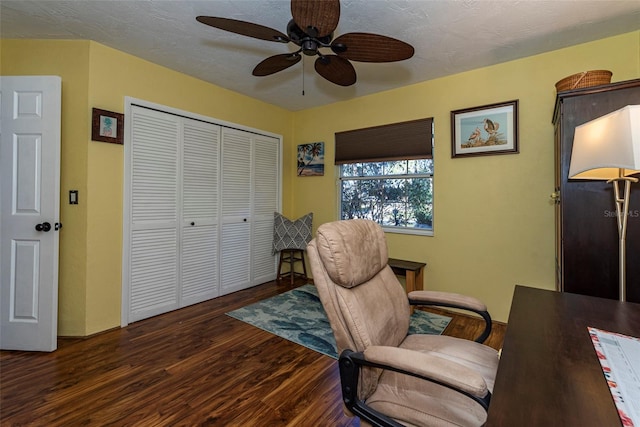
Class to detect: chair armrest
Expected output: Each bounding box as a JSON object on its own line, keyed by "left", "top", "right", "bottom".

{"left": 338, "top": 347, "right": 491, "bottom": 426}
{"left": 408, "top": 290, "right": 486, "bottom": 312}
{"left": 408, "top": 290, "right": 492, "bottom": 343}
{"left": 363, "top": 346, "right": 489, "bottom": 398}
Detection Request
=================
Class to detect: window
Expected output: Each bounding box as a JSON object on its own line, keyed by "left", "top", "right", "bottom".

{"left": 335, "top": 118, "right": 434, "bottom": 235}
{"left": 339, "top": 159, "right": 433, "bottom": 234}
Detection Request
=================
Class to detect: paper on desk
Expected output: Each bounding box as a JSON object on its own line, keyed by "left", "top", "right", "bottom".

{"left": 589, "top": 327, "right": 640, "bottom": 427}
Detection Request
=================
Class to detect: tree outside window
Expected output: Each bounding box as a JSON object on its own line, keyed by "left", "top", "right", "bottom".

{"left": 339, "top": 159, "right": 433, "bottom": 234}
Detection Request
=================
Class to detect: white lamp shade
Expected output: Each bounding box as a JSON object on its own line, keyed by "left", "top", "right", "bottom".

{"left": 569, "top": 104, "right": 640, "bottom": 180}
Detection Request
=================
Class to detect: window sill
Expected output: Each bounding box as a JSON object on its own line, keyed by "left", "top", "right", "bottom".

{"left": 381, "top": 226, "right": 434, "bottom": 237}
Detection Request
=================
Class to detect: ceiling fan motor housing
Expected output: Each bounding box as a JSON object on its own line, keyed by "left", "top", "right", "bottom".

{"left": 287, "top": 19, "right": 332, "bottom": 54}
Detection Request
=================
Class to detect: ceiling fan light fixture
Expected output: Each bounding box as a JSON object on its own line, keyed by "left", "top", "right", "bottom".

{"left": 302, "top": 39, "right": 318, "bottom": 56}
{"left": 197, "top": 0, "right": 413, "bottom": 87}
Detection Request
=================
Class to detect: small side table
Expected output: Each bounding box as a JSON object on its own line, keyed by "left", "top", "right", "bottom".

{"left": 388, "top": 258, "right": 426, "bottom": 293}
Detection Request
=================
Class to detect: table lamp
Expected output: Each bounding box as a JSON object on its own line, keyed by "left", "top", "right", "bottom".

{"left": 569, "top": 105, "right": 640, "bottom": 301}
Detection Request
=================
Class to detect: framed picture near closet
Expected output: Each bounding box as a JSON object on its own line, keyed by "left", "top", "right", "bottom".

{"left": 451, "top": 100, "right": 519, "bottom": 158}
{"left": 92, "top": 108, "right": 124, "bottom": 145}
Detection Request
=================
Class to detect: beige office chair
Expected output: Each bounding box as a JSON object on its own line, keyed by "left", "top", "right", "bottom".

{"left": 307, "top": 219, "right": 499, "bottom": 427}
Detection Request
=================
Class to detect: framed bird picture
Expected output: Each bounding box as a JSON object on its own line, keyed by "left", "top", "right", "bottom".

{"left": 451, "top": 100, "right": 519, "bottom": 158}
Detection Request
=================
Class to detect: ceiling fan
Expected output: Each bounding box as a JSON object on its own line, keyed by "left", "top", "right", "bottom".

{"left": 196, "top": 0, "right": 414, "bottom": 87}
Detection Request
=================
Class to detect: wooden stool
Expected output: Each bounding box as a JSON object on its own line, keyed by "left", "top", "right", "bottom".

{"left": 277, "top": 249, "right": 308, "bottom": 285}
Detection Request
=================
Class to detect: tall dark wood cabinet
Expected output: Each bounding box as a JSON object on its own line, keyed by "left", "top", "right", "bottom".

{"left": 553, "top": 79, "right": 640, "bottom": 302}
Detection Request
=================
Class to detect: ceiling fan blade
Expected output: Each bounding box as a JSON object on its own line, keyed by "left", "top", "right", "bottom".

{"left": 291, "top": 0, "right": 340, "bottom": 38}
{"left": 331, "top": 33, "right": 414, "bottom": 62}
{"left": 253, "top": 53, "right": 302, "bottom": 76}
{"left": 196, "top": 16, "right": 289, "bottom": 43}
{"left": 314, "top": 55, "right": 356, "bottom": 86}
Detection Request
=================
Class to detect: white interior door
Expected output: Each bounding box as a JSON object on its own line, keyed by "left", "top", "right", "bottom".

{"left": 0, "top": 76, "right": 62, "bottom": 352}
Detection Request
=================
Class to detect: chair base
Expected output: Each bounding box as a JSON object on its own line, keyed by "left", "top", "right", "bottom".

{"left": 277, "top": 249, "right": 307, "bottom": 285}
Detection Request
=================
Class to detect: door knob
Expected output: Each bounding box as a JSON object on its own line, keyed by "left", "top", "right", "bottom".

{"left": 35, "top": 222, "right": 52, "bottom": 232}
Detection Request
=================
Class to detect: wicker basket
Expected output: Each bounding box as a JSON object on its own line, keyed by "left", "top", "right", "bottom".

{"left": 555, "top": 70, "right": 612, "bottom": 92}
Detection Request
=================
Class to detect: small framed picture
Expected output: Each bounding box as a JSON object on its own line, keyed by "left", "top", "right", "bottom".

{"left": 297, "top": 142, "right": 324, "bottom": 176}
{"left": 92, "top": 108, "right": 124, "bottom": 145}
{"left": 451, "top": 100, "right": 519, "bottom": 158}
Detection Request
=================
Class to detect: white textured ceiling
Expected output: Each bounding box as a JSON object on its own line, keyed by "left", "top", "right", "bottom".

{"left": 2, "top": 0, "right": 639, "bottom": 111}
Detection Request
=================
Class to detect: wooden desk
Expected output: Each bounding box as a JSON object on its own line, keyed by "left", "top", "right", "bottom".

{"left": 486, "top": 285, "right": 640, "bottom": 426}
{"left": 388, "top": 258, "right": 426, "bottom": 293}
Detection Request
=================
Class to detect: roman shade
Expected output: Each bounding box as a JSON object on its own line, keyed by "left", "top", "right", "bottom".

{"left": 334, "top": 118, "right": 433, "bottom": 164}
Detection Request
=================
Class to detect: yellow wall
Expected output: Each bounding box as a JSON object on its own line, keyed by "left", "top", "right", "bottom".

{"left": 2, "top": 39, "right": 293, "bottom": 335}
{"left": 83, "top": 42, "right": 293, "bottom": 334}
{"left": 1, "top": 40, "right": 91, "bottom": 335}
{"left": 291, "top": 31, "right": 640, "bottom": 321}
{"left": 2, "top": 31, "right": 638, "bottom": 334}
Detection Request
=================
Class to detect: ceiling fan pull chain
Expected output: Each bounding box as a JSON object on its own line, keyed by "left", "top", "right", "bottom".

{"left": 302, "top": 55, "right": 305, "bottom": 96}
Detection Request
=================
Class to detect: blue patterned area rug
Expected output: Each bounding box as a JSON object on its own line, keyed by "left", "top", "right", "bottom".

{"left": 226, "top": 284, "right": 451, "bottom": 359}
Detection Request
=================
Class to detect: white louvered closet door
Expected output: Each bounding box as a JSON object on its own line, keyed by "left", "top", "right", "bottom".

{"left": 252, "top": 135, "right": 279, "bottom": 284}
{"left": 125, "top": 100, "right": 281, "bottom": 323}
{"left": 181, "top": 119, "right": 220, "bottom": 306}
{"left": 220, "top": 128, "right": 252, "bottom": 295}
{"left": 129, "top": 106, "right": 180, "bottom": 322}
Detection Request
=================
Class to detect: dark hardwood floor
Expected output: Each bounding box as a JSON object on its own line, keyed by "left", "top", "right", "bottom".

{"left": 0, "top": 279, "right": 505, "bottom": 426}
